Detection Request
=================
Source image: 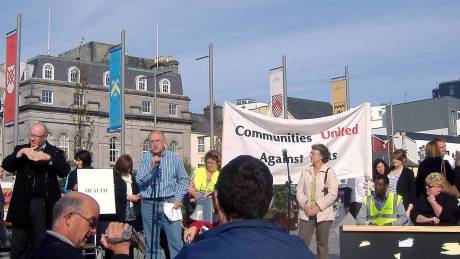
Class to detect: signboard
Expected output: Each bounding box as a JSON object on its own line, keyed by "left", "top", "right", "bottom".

{"left": 77, "top": 169, "right": 116, "bottom": 214}
{"left": 222, "top": 102, "right": 372, "bottom": 184}
{"left": 331, "top": 78, "right": 348, "bottom": 114}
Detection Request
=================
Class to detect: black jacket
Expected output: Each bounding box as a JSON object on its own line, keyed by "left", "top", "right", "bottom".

{"left": 2, "top": 142, "right": 70, "bottom": 229}
{"left": 114, "top": 173, "right": 142, "bottom": 231}
{"left": 410, "top": 192, "right": 458, "bottom": 226}
{"left": 416, "top": 157, "right": 456, "bottom": 198}
{"left": 32, "top": 233, "right": 130, "bottom": 259}
{"left": 389, "top": 166, "right": 416, "bottom": 210}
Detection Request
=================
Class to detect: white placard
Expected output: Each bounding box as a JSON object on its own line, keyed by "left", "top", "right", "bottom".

{"left": 77, "top": 169, "right": 116, "bottom": 214}
{"left": 222, "top": 102, "right": 372, "bottom": 184}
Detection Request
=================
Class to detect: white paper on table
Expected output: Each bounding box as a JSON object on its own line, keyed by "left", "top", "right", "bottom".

{"left": 163, "top": 202, "right": 183, "bottom": 222}
{"left": 398, "top": 238, "right": 414, "bottom": 248}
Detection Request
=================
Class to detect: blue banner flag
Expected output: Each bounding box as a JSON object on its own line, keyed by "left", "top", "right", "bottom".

{"left": 109, "top": 46, "right": 122, "bottom": 131}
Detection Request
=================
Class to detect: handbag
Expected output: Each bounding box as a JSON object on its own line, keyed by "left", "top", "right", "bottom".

{"left": 441, "top": 160, "right": 460, "bottom": 198}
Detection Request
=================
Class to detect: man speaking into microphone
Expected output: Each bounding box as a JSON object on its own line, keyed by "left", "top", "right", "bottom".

{"left": 136, "top": 131, "right": 189, "bottom": 259}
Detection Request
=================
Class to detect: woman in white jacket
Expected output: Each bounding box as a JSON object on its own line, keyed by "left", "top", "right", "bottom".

{"left": 296, "top": 144, "right": 338, "bottom": 259}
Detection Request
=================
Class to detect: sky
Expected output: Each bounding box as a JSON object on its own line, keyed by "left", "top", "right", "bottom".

{"left": 1, "top": 1, "right": 460, "bottom": 113}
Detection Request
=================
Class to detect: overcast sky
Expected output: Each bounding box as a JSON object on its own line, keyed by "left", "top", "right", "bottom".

{"left": 2, "top": 1, "right": 460, "bottom": 112}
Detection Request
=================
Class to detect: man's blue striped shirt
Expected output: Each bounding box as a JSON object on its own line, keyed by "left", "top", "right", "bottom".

{"left": 136, "top": 150, "right": 189, "bottom": 201}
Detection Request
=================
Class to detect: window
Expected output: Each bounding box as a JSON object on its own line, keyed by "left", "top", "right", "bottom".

{"left": 74, "top": 93, "right": 85, "bottom": 107}
{"left": 142, "top": 101, "right": 152, "bottom": 113}
{"left": 169, "top": 103, "right": 178, "bottom": 116}
{"left": 449, "top": 86, "right": 455, "bottom": 96}
{"left": 451, "top": 111, "right": 456, "bottom": 125}
{"left": 68, "top": 66, "right": 80, "bottom": 83}
{"left": 42, "top": 63, "right": 54, "bottom": 80}
{"left": 59, "top": 133, "right": 69, "bottom": 159}
{"left": 142, "top": 139, "right": 149, "bottom": 153}
{"left": 48, "top": 132, "right": 56, "bottom": 146}
{"left": 103, "top": 71, "right": 110, "bottom": 87}
{"left": 170, "top": 141, "right": 178, "bottom": 153}
{"left": 198, "top": 137, "right": 205, "bottom": 152}
{"left": 160, "top": 79, "right": 170, "bottom": 93}
{"left": 109, "top": 136, "right": 119, "bottom": 163}
{"left": 41, "top": 89, "right": 53, "bottom": 104}
{"left": 136, "top": 75, "right": 147, "bottom": 91}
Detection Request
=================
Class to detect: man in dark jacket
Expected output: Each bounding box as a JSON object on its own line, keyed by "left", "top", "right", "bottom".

{"left": 31, "top": 192, "right": 131, "bottom": 259}
{"left": 1, "top": 123, "right": 70, "bottom": 259}
{"left": 176, "top": 155, "right": 314, "bottom": 259}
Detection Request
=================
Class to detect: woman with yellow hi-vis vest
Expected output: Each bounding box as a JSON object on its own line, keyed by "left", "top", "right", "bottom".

{"left": 356, "top": 174, "right": 409, "bottom": 226}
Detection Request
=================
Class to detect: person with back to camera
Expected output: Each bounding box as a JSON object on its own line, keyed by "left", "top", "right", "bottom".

{"left": 296, "top": 144, "right": 338, "bottom": 259}
{"left": 176, "top": 155, "right": 314, "bottom": 259}
{"left": 416, "top": 140, "right": 457, "bottom": 199}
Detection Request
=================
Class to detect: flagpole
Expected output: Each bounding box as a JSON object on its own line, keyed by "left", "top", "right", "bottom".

{"left": 345, "top": 65, "right": 349, "bottom": 110}
{"left": 121, "top": 30, "right": 125, "bottom": 154}
{"left": 282, "top": 55, "right": 288, "bottom": 119}
{"left": 47, "top": 1, "right": 51, "bottom": 55}
{"left": 154, "top": 24, "right": 159, "bottom": 130}
{"left": 209, "top": 43, "right": 214, "bottom": 150}
{"left": 14, "top": 14, "right": 21, "bottom": 147}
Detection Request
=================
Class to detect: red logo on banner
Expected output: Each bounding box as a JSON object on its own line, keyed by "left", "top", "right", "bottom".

{"left": 5, "top": 31, "right": 17, "bottom": 123}
{"left": 272, "top": 94, "right": 283, "bottom": 117}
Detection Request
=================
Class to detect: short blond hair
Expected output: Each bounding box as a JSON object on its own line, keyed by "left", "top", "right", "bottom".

{"left": 425, "top": 172, "right": 447, "bottom": 191}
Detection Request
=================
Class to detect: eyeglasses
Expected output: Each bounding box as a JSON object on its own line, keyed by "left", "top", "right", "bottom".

{"left": 71, "top": 211, "right": 98, "bottom": 229}
{"left": 426, "top": 185, "right": 436, "bottom": 189}
{"left": 29, "top": 134, "right": 46, "bottom": 139}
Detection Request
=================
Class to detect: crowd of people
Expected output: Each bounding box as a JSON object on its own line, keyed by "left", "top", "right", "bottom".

{"left": 0, "top": 122, "right": 459, "bottom": 259}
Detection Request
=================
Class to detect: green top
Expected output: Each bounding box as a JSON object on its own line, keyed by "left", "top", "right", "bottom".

{"left": 310, "top": 173, "right": 317, "bottom": 207}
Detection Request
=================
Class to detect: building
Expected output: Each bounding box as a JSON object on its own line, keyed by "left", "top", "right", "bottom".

{"left": 1, "top": 41, "right": 192, "bottom": 168}
{"left": 190, "top": 105, "right": 223, "bottom": 169}
{"left": 383, "top": 96, "right": 460, "bottom": 136}
{"left": 235, "top": 98, "right": 268, "bottom": 110}
{"left": 432, "top": 79, "right": 460, "bottom": 99}
{"left": 242, "top": 97, "right": 332, "bottom": 119}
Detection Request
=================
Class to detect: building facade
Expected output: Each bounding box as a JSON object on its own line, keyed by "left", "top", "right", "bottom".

{"left": 2, "top": 41, "right": 192, "bottom": 169}
{"left": 383, "top": 96, "right": 460, "bottom": 136}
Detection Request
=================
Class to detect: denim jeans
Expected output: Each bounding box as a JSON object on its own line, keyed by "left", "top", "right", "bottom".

{"left": 142, "top": 199, "right": 183, "bottom": 259}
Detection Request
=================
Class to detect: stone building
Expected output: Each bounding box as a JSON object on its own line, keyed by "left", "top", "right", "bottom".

{"left": 2, "top": 41, "right": 192, "bottom": 168}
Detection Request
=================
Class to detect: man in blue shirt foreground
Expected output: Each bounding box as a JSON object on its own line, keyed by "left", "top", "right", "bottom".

{"left": 176, "top": 155, "right": 314, "bottom": 259}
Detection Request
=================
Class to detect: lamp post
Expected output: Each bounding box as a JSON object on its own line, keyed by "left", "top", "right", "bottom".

{"left": 145, "top": 69, "right": 172, "bottom": 130}
{"left": 196, "top": 43, "right": 214, "bottom": 150}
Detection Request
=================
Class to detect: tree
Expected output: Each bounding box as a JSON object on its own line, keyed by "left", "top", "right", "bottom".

{"left": 70, "top": 46, "right": 95, "bottom": 154}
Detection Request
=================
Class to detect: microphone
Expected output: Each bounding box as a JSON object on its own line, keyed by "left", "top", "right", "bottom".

{"left": 282, "top": 149, "right": 288, "bottom": 158}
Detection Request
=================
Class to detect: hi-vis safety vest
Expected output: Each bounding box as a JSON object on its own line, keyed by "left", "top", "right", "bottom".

{"left": 364, "top": 192, "right": 402, "bottom": 226}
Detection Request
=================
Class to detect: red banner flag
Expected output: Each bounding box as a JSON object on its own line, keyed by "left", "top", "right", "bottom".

{"left": 5, "top": 30, "right": 17, "bottom": 123}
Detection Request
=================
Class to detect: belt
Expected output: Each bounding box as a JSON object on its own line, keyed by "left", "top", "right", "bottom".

{"left": 144, "top": 196, "right": 174, "bottom": 202}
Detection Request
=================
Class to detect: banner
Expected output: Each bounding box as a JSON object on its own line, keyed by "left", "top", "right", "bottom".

{"left": 269, "top": 68, "right": 284, "bottom": 118}
{"left": 4, "top": 30, "right": 17, "bottom": 123}
{"left": 222, "top": 102, "right": 372, "bottom": 184}
{"left": 109, "top": 46, "right": 122, "bottom": 132}
{"left": 77, "top": 169, "right": 116, "bottom": 214}
{"left": 331, "top": 78, "right": 348, "bottom": 114}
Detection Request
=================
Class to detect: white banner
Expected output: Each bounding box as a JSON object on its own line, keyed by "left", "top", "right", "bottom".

{"left": 78, "top": 169, "right": 116, "bottom": 214}
{"left": 269, "top": 68, "right": 284, "bottom": 118}
{"left": 222, "top": 102, "right": 372, "bottom": 185}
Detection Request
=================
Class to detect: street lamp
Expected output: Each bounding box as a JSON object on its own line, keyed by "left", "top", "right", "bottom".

{"left": 196, "top": 43, "right": 214, "bottom": 150}
{"left": 145, "top": 69, "right": 172, "bottom": 130}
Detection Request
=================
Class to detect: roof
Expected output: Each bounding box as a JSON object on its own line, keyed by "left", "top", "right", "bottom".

{"left": 286, "top": 97, "right": 332, "bottom": 119}
{"left": 404, "top": 132, "right": 460, "bottom": 144}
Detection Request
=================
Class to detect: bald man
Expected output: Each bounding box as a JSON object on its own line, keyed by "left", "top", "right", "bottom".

{"left": 2, "top": 123, "right": 70, "bottom": 259}
{"left": 31, "top": 192, "right": 130, "bottom": 259}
